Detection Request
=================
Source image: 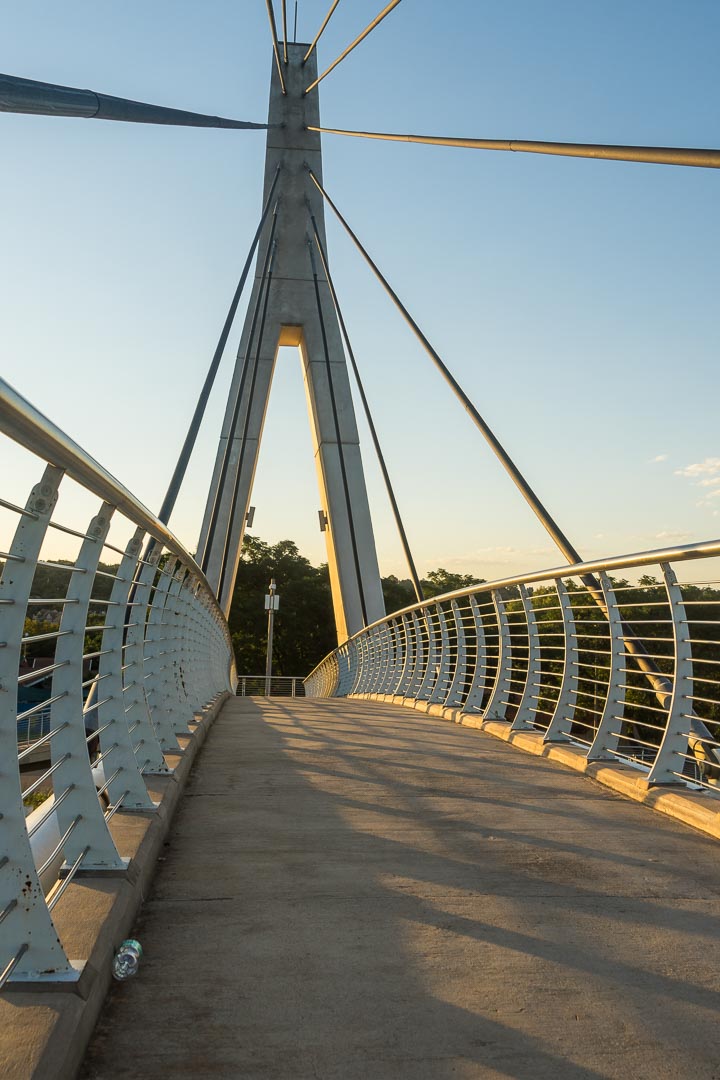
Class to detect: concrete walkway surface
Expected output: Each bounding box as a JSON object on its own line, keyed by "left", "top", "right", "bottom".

{"left": 82, "top": 698, "right": 720, "bottom": 1079}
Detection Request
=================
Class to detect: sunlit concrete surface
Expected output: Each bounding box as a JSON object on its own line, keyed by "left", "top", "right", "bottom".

{"left": 82, "top": 698, "right": 720, "bottom": 1079}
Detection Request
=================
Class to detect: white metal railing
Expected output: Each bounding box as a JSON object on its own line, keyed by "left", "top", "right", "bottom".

{"left": 236, "top": 675, "right": 305, "bottom": 697}
{"left": 305, "top": 543, "right": 720, "bottom": 793}
{"left": 0, "top": 377, "right": 236, "bottom": 988}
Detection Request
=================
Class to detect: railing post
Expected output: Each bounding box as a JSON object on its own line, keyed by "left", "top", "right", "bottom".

{"left": 444, "top": 599, "right": 468, "bottom": 707}
{"left": 96, "top": 527, "right": 156, "bottom": 811}
{"left": 375, "top": 622, "right": 393, "bottom": 695}
{"left": 379, "top": 619, "right": 400, "bottom": 695}
{"left": 404, "top": 611, "right": 423, "bottom": 698}
{"left": 394, "top": 613, "right": 414, "bottom": 697}
{"left": 646, "top": 563, "right": 694, "bottom": 784}
{"left": 587, "top": 573, "right": 626, "bottom": 760}
{"left": 430, "top": 604, "right": 453, "bottom": 704}
{"left": 154, "top": 565, "right": 193, "bottom": 732}
{"left": 0, "top": 467, "right": 78, "bottom": 985}
{"left": 347, "top": 640, "right": 361, "bottom": 695}
{"left": 143, "top": 558, "right": 183, "bottom": 752}
{"left": 119, "top": 544, "right": 170, "bottom": 776}
{"left": 510, "top": 584, "right": 542, "bottom": 730}
{"left": 354, "top": 631, "right": 369, "bottom": 693}
{"left": 544, "top": 578, "right": 579, "bottom": 741}
{"left": 416, "top": 607, "right": 439, "bottom": 701}
{"left": 482, "top": 590, "right": 513, "bottom": 721}
{"left": 463, "top": 595, "right": 488, "bottom": 713}
{"left": 48, "top": 501, "right": 127, "bottom": 873}
{"left": 372, "top": 625, "right": 388, "bottom": 690}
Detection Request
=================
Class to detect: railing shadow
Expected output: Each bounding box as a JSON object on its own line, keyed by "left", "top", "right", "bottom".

{"left": 83, "top": 697, "right": 720, "bottom": 1079}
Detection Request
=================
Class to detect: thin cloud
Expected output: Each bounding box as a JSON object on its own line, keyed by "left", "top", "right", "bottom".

{"left": 654, "top": 530, "right": 690, "bottom": 542}
{"left": 650, "top": 453, "right": 669, "bottom": 463}
{"left": 675, "top": 457, "right": 720, "bottom": 479}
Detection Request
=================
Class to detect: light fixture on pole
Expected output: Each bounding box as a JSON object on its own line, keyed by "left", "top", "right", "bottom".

{"left": 264, "top": 578, "right": 280, "bottom": 695}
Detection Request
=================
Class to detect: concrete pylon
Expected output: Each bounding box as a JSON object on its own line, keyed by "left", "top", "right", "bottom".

{"left": 198, "top": 43, "right": 385, "bottom": 642}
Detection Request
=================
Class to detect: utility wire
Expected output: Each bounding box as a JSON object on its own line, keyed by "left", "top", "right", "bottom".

{"left": 306, "top": 236, "right": 369, "bottom": 627}
{"left": 303, "top": 0, "right": 341, "bottom": 64}
{"left": 264, "top": 0, "right": 287, "bottom": 94}
{"left": 307, "top": 208, "right": 424, "bottom": 603}
{"left": 308, "top": 125, "right": 720, "bottom": 169}
{"left": 0, "top": 72, "right": 267, "bottom": 129}
{"left": 201, "top": 204, "right": 280, "bottom": 574}
{"left": 218, "top": 239, "right": 280, "bottom": 603}
{"left": 305, "top": 0, "right": 402, "bottom": 95}
{"left": 159, "top": 166, "right": 281, "bottom": 527}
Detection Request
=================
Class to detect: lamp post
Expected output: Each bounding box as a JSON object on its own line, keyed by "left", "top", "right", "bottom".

{"left": 264, "top": 578, "right": 279, "bottom": 695}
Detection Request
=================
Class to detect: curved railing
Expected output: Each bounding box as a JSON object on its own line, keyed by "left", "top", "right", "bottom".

{"left": 0, "top": 377, "right": 236, "bottom": 987}
{"left": 305, "top": 543, "right": 720, "bottom": 793}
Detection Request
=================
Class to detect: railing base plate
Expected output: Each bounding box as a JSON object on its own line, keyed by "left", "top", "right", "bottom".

{"left": 5, "top": 960, "right": 85, "bottom": 994}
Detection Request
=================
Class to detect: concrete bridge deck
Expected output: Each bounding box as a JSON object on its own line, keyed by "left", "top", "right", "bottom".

{"left": 82, "top": 698, "right": 720, "bottom": 1079}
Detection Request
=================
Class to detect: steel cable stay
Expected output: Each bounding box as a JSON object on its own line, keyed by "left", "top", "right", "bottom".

{"left": 308, "top": 125, "right": 720, "bottom": 170}
{"left": 265, "top": 0, "right": 288, "bottom": 94}
{"left": 200, "top": 203, "right": 281, "bottom": 576}
{"left": 218, "top": 236, "right": 281, "bottom": 602}
{"left": 307, "top": 206, "right": 424, "bottom": 603}
{"left": 306, "top": 234, "right": 369, "bottom": 628}
{"left": 307, "top": 168, "right": 585, "bottom": 570}
{"left": 307, "top": 168, "right": 720, "bottom": 766}
{"left": 303, "top": 0, "right": 342, "bottom": 64}
{"left": 281, "top": 0, "right": 289, "bottom": 63}
{"left": 158, "top": 165, "right": 282, "bottom": 528}
{"left": 0, "top": 72, "right": 267, "bottom": 129}
{"left": 132, "top": 171, "right": 282, "bottom": 631}
{"left": 304, "top": 0, "right": 403, "bottom": 95}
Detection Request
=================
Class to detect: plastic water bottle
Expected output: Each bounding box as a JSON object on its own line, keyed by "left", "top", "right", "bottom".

{"left": 112, "top": 939, "right": 143, "bottom": 981}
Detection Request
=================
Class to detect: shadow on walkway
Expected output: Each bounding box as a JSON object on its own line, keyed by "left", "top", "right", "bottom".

{"left": 82, "top": 698, "right": 720, "bottom": 1079}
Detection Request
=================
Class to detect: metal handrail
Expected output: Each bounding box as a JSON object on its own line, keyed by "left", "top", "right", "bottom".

{"left": 0, "top": 375, "right": 230, "bottom": 645}
{"left": 304, "top": 545, "right": 720, "bottom": 796}
{"left": 306, "top": 536, "right": 720, "bottom": 679}
{"left": 0, "top": 379, "right": 237, "bottom": 988}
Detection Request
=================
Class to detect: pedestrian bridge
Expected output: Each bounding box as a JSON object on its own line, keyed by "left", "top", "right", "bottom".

{"left": 2, "top": 4, "right": 720, "bottom": 1077}
{"left": 80, "top": 696, "right": 719, "bottom": 1079}
{"left": 2, "top": 336, "right": 720, "bottom": 1076}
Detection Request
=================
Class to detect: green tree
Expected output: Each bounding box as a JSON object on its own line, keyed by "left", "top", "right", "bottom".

{"left": 227, "top": 536, "right": 336, "bottom": 676}
{"left": 381, "top": 575, "right": 416, "bottom": 613}
{"left": 422, "top": 568, "right": 485, "bottom": 599}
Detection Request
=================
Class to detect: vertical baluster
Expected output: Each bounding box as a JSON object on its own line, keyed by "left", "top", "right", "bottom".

{"left": 544, "top": 578, "right": 579, "bottom": 742}
{"left": 510, "top": 585, "right": 542, "bottom": 730}
{"left": 444, "top": 599, "right": 468, "bottom": 707}
{"left": 380, "top": 620, "right": 399, "bottom": 695}
{"left": 394, "top": 613, "right": 414, "bottom": 698}
{"left": 430, "top": 604, "right": 452, "bottom": 704}
{"left": 463, "top": 595, "right": 488, "bottom": 713}
{"left": 96, "top": 528, "right": 156, "bottom": 811}
{"left": 407, "top": 610, "right": 425, "bottom": 699}
{"left": 482, "top": 590, "right": 513, "bottom": 722}
{"left": 587, "top": 573, "right": 626, "bottom": 760}
{"left": 121, "top": 545, "right": 170, "bottom": 775}
{"left": 0, "top": 467, "right": 77, "bottom": 984}
{"left": 143, "top": 559, "right": 182, "bottom": 752}
{"left": 647, "top": 564, "right": 693, "bottom": 784}
{"left": 49, "top": 502, "right": 127, "bottom": 872}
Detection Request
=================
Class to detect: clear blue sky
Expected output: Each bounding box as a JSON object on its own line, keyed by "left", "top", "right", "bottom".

{"left": 1, "top": 1, "right": 719, "bottom": 582}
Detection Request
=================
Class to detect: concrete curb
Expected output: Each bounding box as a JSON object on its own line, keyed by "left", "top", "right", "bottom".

{"left": 0, "top": 691, "right": 230, "bottom": 1080}
{"left": 351, "top": 693, "right": 720, "bottom": 842}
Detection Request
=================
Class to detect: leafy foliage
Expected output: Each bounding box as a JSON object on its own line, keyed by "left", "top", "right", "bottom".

{"left": 227, "top": 536, "right": 336, "bottom": 676}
